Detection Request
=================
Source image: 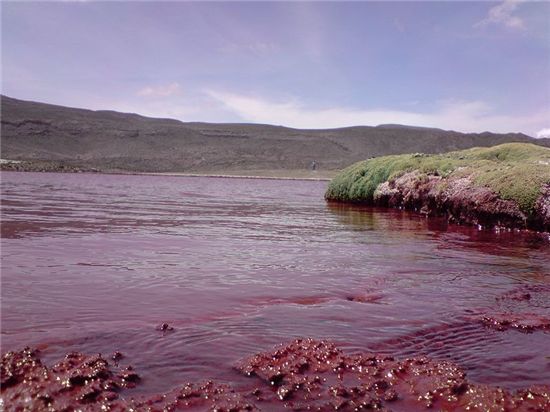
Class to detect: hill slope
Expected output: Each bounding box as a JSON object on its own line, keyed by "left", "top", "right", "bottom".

{"left": 1, "top": 95, "right": 549, "bottom": 174}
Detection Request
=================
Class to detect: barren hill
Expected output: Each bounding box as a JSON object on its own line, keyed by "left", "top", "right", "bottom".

{"left": 2, "top": 95, "right": 548, "bottom": 175}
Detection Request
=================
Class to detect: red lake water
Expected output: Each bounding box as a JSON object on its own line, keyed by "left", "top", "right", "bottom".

{"left": 1, "top": 172, "right": 549, "bottom": 400}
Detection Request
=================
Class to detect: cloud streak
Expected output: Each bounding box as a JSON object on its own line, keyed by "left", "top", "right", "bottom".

{"left": 220, "top": 41, "right": 278, "bottom": 56}
{"left": 206, "top": 90, "right": 547, "bottom": 136}
{"left": 137, "top": 83, "right": 181, "bottom": 98}
{"left": 475, "top": 0, "right": 526, "bottom": 30}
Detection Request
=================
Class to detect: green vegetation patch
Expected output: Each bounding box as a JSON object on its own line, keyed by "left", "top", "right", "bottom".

{"left": 325, "top": 143, "right": 550, "bottom": 215}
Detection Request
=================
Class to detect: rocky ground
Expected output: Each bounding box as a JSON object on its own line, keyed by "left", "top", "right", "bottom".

{"left": 0, "top": 160, "right": 99, "bottom": 174}
{"left": 0, "top": 160, "right": 335, "bottom": 180}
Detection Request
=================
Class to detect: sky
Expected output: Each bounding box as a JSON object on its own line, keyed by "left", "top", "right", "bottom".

{"left": 2, "top": 1, "right": 549, "bottom": 137}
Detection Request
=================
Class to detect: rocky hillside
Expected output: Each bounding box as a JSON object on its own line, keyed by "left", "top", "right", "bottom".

{"left": 2, "top": 95, "right": 549, "bottom": 174}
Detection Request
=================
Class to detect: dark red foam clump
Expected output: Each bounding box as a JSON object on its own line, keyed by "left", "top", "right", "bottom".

{"left": 0, "top": 347, "right": 135, "bottom": 411}
{"left": 0, "top": 348, "right": 254, "bottom": 411}
{"left": 480, "top": 312, "right": 550, "bottom": 332}
{"left": 345, "top": 292, "right": 384, "bottom": 303}
{"left": 236, "top": 338, "right": 550, "bottom": 411}
{"left": 142, "top": 381, "right": 258, "bottom": 411}
{"left": 2, "top": 340, "right": 550, "bottom": 411}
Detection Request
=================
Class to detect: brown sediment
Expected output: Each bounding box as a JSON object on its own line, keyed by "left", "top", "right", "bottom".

{"left": 374, "top": 171, "right": 539, "bottom": 230}
{"left": 3, "top": 340, "right": 550, "bottom": 411}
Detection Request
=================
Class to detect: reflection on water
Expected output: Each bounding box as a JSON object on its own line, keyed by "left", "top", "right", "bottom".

{"left": 1, "top": 171, "right": 549, "bottom": 395}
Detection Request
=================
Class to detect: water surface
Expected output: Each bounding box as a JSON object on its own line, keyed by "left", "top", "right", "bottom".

{"left": 1, "top": 171, "right": 549, "bottom": 395}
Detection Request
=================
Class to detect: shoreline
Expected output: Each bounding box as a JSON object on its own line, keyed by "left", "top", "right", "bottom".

{"left": 3, "top": 167, "right": 549, "bottom": 233}
{"left": 0, "top": 167, "right": 334, "bottom": 182}
{"left": 132, "top": 171, "right": 332, "bottom": 181}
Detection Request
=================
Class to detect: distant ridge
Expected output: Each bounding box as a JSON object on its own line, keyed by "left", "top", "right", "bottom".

{"left": 2, "top": 95, "right": 548, "bottom": 173}
{"left": 376, "top": 124, "right": 447, "bottom": 132}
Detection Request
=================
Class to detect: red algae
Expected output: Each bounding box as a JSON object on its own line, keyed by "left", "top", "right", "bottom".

{"left": 482, "top": 284, "right": 550, "bottom": 332}
{"left": 480, "top": 313, "right": 550, "bottom": 332}
{"left": 496, "top": 284, "right": 550, "bottom": 303}
{"left": 247, "top": 296, "right": 333, "bottom": 307}
{"left": 0, "top": 348, "right": 255, "bottom": 412}
{"left": 245, "top": 294, "right": 387, "bottom": 308}
{"left": 0, "top": 348, "right": 138, "bottom": 411}
{"left": 344, "top": 293, "right": 385, "bottom": 303}
{"left": 3, "top": 340, "right": 549, "bottom": 411}
{"left": 236, "top": 339, "right": 550, "bottom": 411}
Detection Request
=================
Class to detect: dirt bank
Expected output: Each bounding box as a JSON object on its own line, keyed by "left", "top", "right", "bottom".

{"left": 326, "top": 143, "right": 550, "bottom": 231}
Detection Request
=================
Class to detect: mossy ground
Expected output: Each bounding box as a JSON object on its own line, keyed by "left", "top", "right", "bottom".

{"left": 325, "top": 143, "right": 550, "bottom": 216}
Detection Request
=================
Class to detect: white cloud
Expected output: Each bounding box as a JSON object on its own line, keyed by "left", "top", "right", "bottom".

{"left": 475, "top": 0, "right": 526, "bottom": 30}
{"left": 536, "top": 128, "right": 550, "bottom": 139}
{"left": 206, "top": 90, "right": 548, "bottom": 136}
{"left": 106, "top": 101, "right": 196, "bottom": 120}
{"left": 137, "top": 82, "right": 181, "bottom": 98}
{"left": 95, "top": 93, "right": 235, "bottom": 124}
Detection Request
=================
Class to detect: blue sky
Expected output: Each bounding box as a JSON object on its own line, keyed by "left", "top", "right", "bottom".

{"left": 2, "top": 1, "right": 549, "bottom": 136}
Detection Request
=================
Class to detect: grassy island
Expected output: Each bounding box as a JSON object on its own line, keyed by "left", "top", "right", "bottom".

{"left": 325, "top": 143, "right": 550, "bottom": 231}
